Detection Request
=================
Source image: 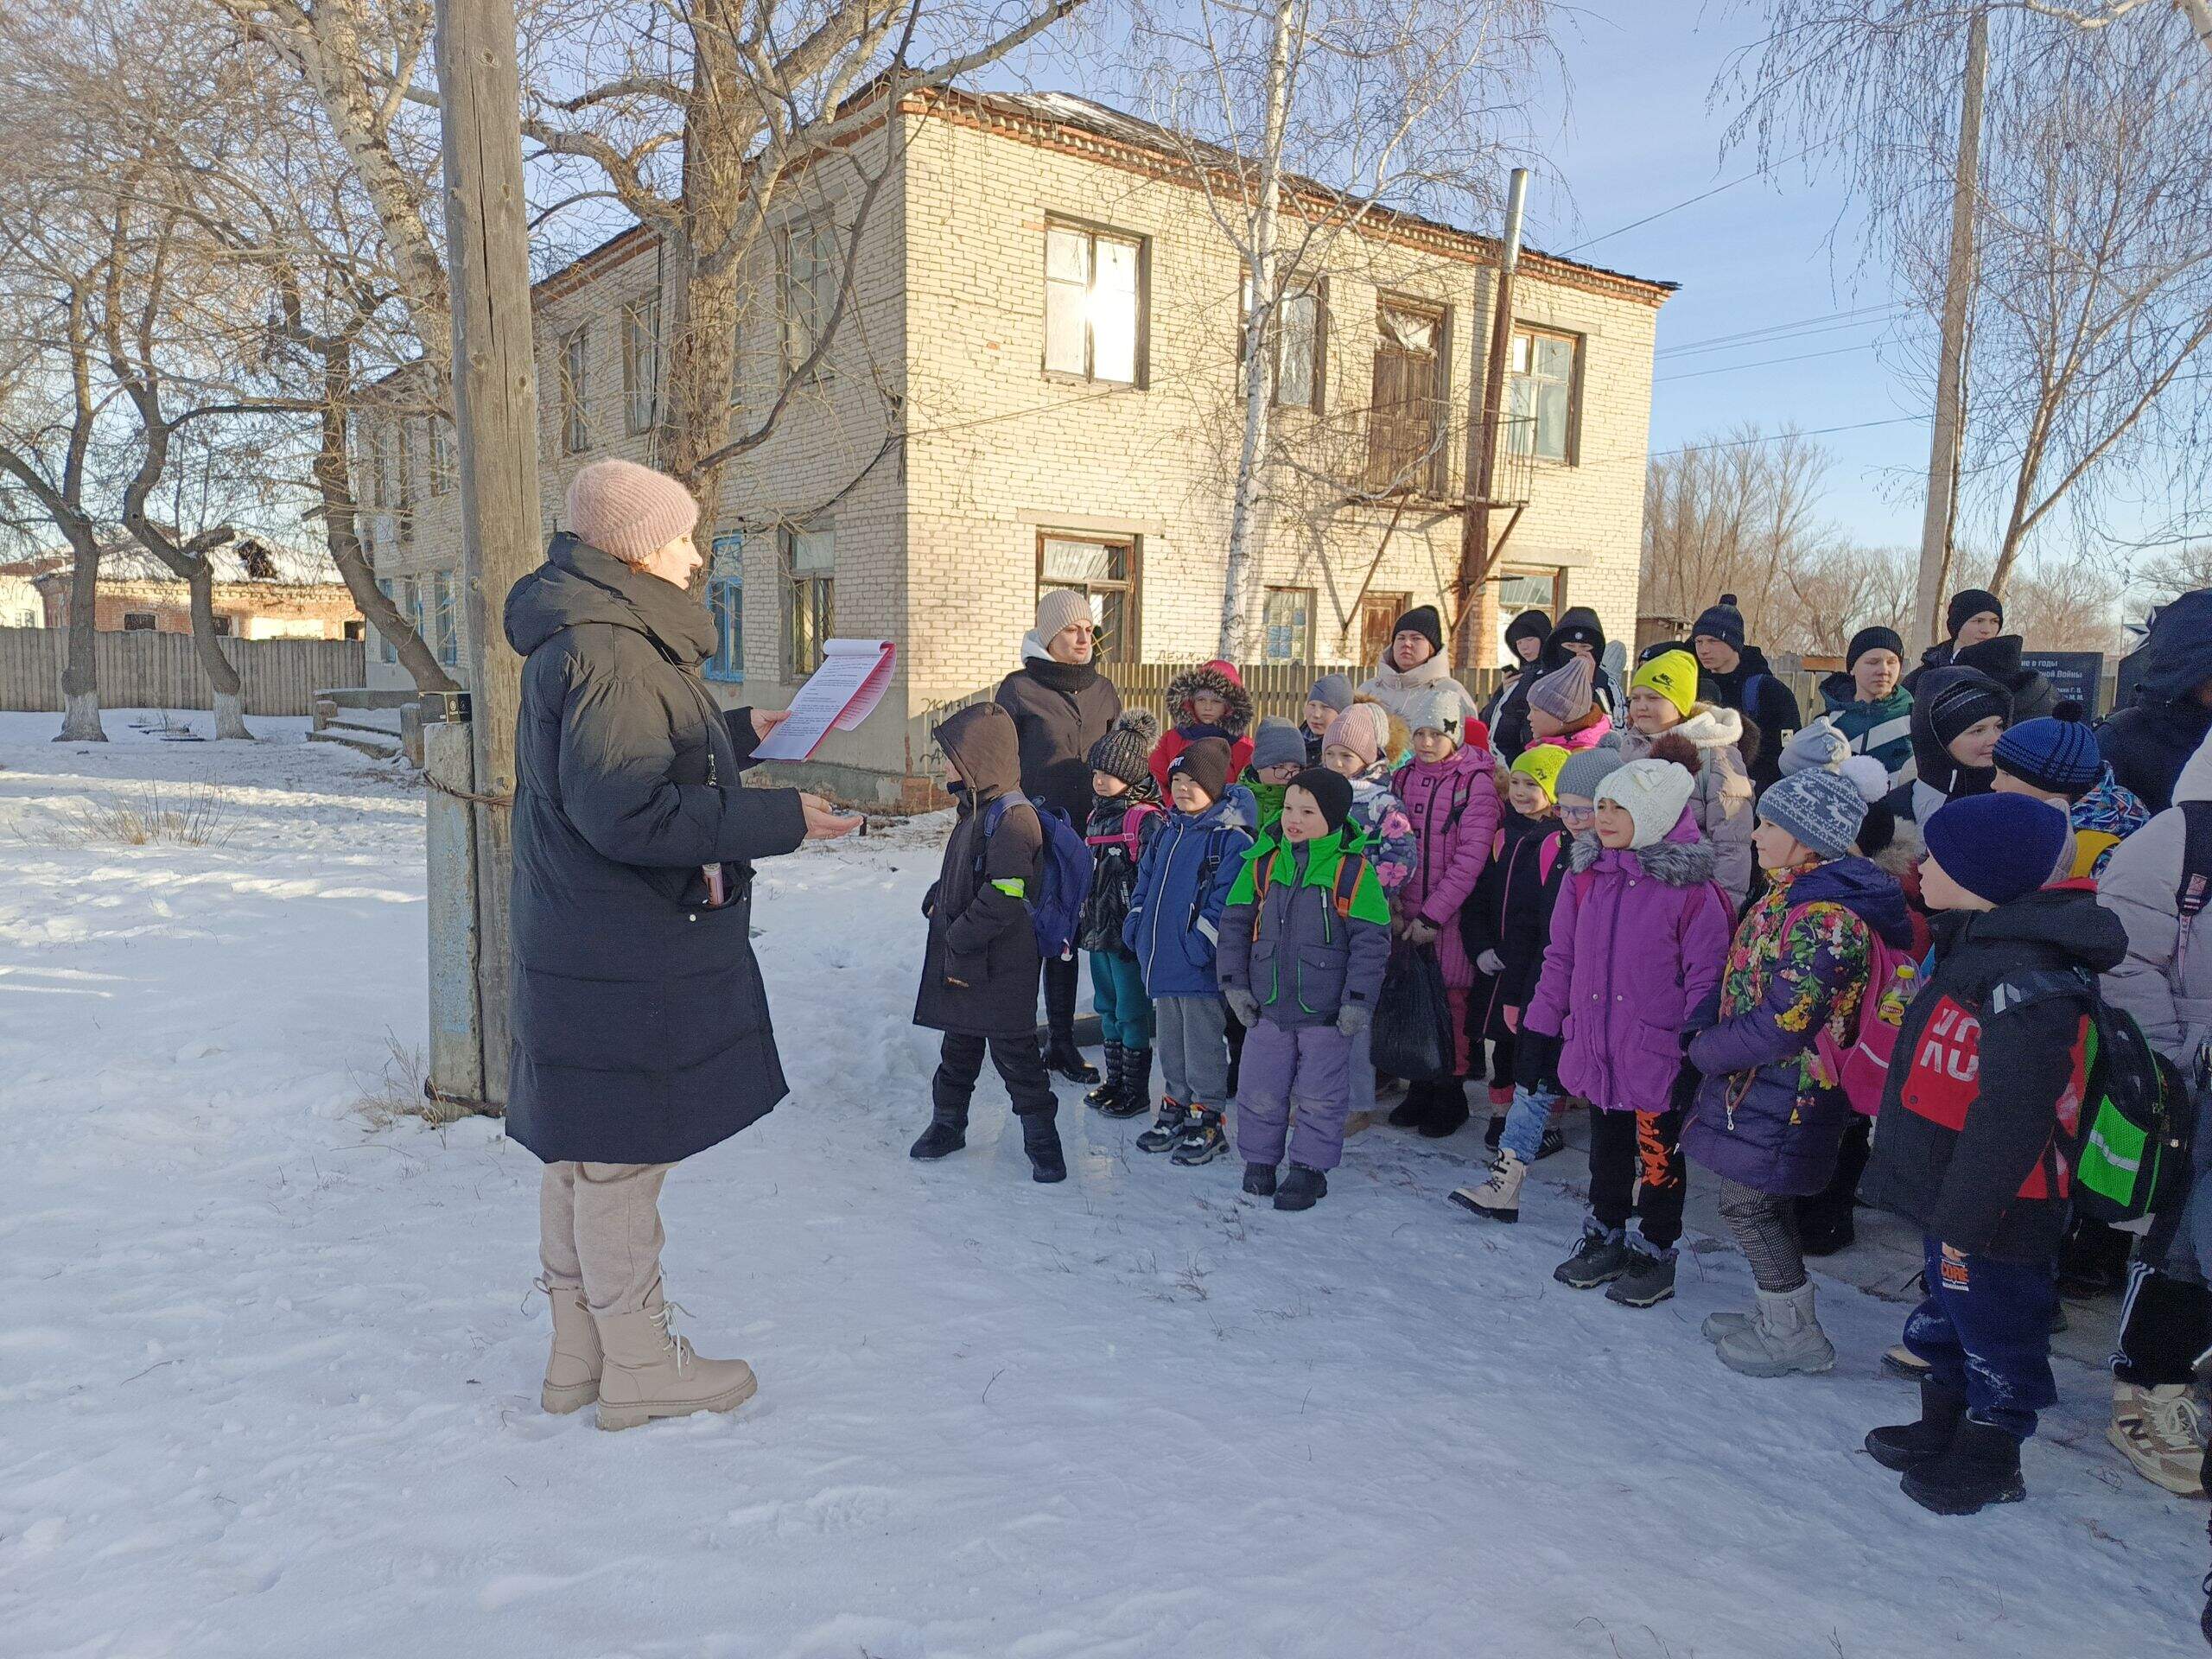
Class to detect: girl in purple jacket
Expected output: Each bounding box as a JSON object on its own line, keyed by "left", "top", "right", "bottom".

{"left": 1386, "top": 684, "right": 1500, "bottom": 1138}
{"left": 1510, "top": 755, "right": 1732, "bottom": 1308}
{"left": 1683, "top": 769, "right": 1910, "bottom": 1378}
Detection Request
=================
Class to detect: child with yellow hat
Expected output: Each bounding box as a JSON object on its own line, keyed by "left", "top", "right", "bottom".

{"left": 1600, "top": 648, "right": 1756, "bottom": 909}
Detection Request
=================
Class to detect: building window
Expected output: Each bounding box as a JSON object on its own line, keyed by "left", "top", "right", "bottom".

{"left": 1507, "top": 327, "right": 1580, "bottom": 463}
{"left": 429, "top": 569, "right": 460, "bottom": 668}
{"left": 1358, "top": 591, "right": 1410, "bottom": 671}
{"left": 393, "top": 418, "right": 413, "bottom": 513}
{"left": 784, "top": 526, "right": 834, "bottom": 677}
{"left": 706, "top": 532, "right": 745, "bottom": 683}
{"left": 375, "top": 577, "right": 398, "bottom": 664}
{"left": 1495, "top": 567, "right": 1564, "bottom": 664}
{"left": 623, "top": 293, "right": 661, "bottom": 435}
{"left": 1037, "top": 531, "right": 1139, "bottom": 664}
{"left": 210, "top": 614, "right": 234, "bottom": 638}
{"left": 123, "top": 611, "right": 157, "bottom": 632}
{"left": 429, "top": 416, "right": 456, "bottom": 496}
{"left": 1044, "top": 222, "right": 1142, "bottom": 385}
{"left": 1262, "top": 587, "right": 1314, "bottom": 664}
{"left": 343, "top": 619, "right": 365, "bottom": 642}
{"left": 781, "top": 219, "right": 838, "bottom": 375}
{"left": 1365, "top": 297, "right": 1449, "bottom": 495}
{"left": 559, "top": 327, "right": 590, "bottom": 454}
{"left": 1241, "top": 276, "right": 1324, "bottom": 411}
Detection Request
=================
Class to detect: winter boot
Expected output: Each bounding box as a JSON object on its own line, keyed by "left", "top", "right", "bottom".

{"left": 1020, "top": 1110, "right": 1068, "bottom": 1184}
{"left": 1243, "top": 1162, "right": 1279, "bottom": 1198}
{"left": 1866, "top": 1379, "right": 1969, "bottom": 1471}
{"left": 1484, "top": 1114, "right": 1506, "bottom": 1152}
{"left": 536, "top": 1275, "right": 601, "bottom": 1414}
{"left": 1101, "top": 1047, "right": 1153, "bottom": 1120}
{"left": 908, "top": 1102, "right": 969, "bottom": 1160}
{"left": 1449, "top": 1152, "right": 1526, "bottom": 1224}
{"left": 1045, "top": 1033, "right": 1101, "bottom": 1087}
{"left": 2107, "top": 1382, "right": 2209, "bottom": 1497}
{"left": 1606, "top": 1243, "right": 1678, "bottom": 1308}
{"left": 1274, "top": 1164, "right": 1327, "bottom": 1211}
{"left": 1554, "top": 1224, "right": 1631, "bottom": 1289}
{"left": 1419, "top": 1080, "right": 1471, "bottom": 1140}
{"left": 1136, "top": 1097, "right": 1190, "bottom": 1154}
{"left": 1389, "top": 1078, "right": 1433, "bottom": 1129}
{"left": 1171, "top": 1108, "right": 1230, "bottom": 1166}
{"left": 1883, "top": 1344, "right": 1933, "bottom": 1382}
{"left": 1701, "top": 1305, "right": 1756, "bottom": 1344}
{"left": 1716, "top": 1283, "right": 1837, "bottom": 1377}
{"left": 1900, "top": 1418, "right": 2026, "bottom": 1515}
{"left": 1084, "top": 1043, "right": 1126, "bottom": 1110}
{"left": 1535, "top": 1122, "right": 1567, "bottom": 1161}
{"left": 593, "top": 1281, "right": 758, "bottom": 1433}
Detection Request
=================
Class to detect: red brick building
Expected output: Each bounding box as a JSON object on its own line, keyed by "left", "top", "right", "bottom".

{"left": 22, "top": 540, "right": 363, "bottom": 640}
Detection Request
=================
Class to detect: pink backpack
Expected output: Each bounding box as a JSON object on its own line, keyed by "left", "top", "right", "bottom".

{"left": 1802, "top": 906, "right": 1924, "bottom": 1116}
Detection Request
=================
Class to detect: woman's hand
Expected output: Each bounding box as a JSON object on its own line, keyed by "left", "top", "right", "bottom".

{"left": 751, "top": 708, "right": 792, "bottom": 742}
{"left": 801, "top": 792, "right": 862, "bottom": 840}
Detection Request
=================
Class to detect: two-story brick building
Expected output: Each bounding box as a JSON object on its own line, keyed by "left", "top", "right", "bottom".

{"left": 361, "top": 89, "right": 1672, "bottom": 803}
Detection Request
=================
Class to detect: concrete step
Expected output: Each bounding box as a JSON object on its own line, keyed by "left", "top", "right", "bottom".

{"left": 307, "top": 728, "right": 404, "bottom": 761}
{"left": 320, "top": 714, "right": 402, "bottom": 739}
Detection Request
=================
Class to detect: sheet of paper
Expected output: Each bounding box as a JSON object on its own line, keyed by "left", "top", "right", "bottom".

{"left": 750, "top": 639, "right": 898, "bottom": 761}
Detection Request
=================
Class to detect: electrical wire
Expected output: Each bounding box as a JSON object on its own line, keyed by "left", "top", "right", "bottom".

{"left": 1656, "top": 341, "right": 1881, "bottom": 383}
{"left": 1554, "top": 143, "right": 1827, "bottom": 257}
{"left": 1657, "top": 304, "right": 1907, "bottom": 359}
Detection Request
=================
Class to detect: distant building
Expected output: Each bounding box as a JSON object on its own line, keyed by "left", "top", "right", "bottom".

{"left": 362, "top": 88, "right": 1672, "bottom": 802}
{"left": 27, "top": 539, "right": 363, "bottom": 641}
{"left": 0, "top": 556, "right": 58, "bottom": 627}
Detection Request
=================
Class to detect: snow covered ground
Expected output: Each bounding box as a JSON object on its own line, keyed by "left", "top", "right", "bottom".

{"left": 1, "top": 711, "right": 2205, "bottom": 1658}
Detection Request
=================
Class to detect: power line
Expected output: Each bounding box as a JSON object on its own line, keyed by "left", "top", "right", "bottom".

{"left": 1646, "top": 415, "right": 1923, "bottom": 461}
{"left": 1554, "top": 142, "right": 1827, "bottom": 257}
{"left": 1656, "top": 341, "right": 1880, "bottom": 383}
{"left": 1657, "top": 304, "right": 1907, "bottom": 359}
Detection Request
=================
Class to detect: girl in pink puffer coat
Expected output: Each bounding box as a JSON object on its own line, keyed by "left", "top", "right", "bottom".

{"left": 1389, "top": 684, "right": 1501, "bottom": 1136}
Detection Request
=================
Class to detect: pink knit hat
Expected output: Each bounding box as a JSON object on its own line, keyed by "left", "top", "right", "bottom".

{"left": 1323, "top": 702, "right": 1390, "bottom": 768}
{"left": 564, "top": 459, "right": 700, "bottom": 565}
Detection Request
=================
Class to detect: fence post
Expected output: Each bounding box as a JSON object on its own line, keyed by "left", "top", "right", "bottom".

{"left": 423, "top": 698, "right": 489, "bottom": 1112}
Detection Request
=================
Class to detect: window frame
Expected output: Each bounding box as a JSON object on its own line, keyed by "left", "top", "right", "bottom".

{"left": 622, "top": 292, "right": 662, "bottom": 436}
{"left": 1034, "top": 530, "right": 1141, "bottom": 664}
{"left": 779, "top": 218, "right": 839, "bottom": 378}
{"left": 1506, "top": 324, "right": 1582, "bottom": 465}
{"left": 1042, "top": 218, "right": 1148, "bottom": 388}
{"left": 558, "top": 325, "right": 590, "bottom": 454}
{"left": 1239, "top": 271, "right": 1327, "bottom": 413}
{"left": 705, "top": 531, "right": 746, "bottom": 684}
{"left": 122, "top": 610, "right": 158, "bottom": 632}
{"left": 783, "top": 524, "right": 835, "bottom": 680}
{"left": 429, "top": 415, "right": 456, "bottom": 496}
{"left": 1261, "top": 585, "right": 1317, "bottom": 665}
{"left": 1365, "top": 294, "right": 1452, "bottom": 498}
{"left": 375, "top": 576, "right": 398, "bottom": 664}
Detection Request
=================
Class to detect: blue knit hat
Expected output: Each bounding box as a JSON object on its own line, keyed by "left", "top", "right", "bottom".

{"left": 1993, "top": 716, "right": 2104, "bottom": 798}
{"left": 1758, "top": 768, "right": 1868, "bottom": 861}
{"left": 1249, "top": 717, "right": 1307, "bottom": 772}
{"left": 1923, "top": 794, "right": 2070, "bottom": 907}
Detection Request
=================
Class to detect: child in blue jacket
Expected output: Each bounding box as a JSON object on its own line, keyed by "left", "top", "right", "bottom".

{"left": 1124, "top": 738, "right": 1253, "bottom": 1166}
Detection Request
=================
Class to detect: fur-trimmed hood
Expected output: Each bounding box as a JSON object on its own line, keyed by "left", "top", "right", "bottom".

{"left": 1567, "top": 812, "right": 1718, "bottom": 888}
{"left": 1672, "top": 703, "right": 1744, "bottom": 750}
{"left": 1164, "top": 660, "right": 1255, "bottom": 735}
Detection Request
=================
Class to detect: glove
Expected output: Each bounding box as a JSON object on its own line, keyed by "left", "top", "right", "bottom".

{"left": 1476, "top": 949, "right": 1504, "bottom": 976}
{"left": 1513, "top": 1030, "right": 1563, "bottom": 1092}
{"left": 1337, "top": 1002, "right": 1372, "bottom": 1039}
{"left": 1224, "top": 986, "right": 1262, "bottom": 1028}
{"left": 1402, "top": 918, "right": 1440, "bottom": 947}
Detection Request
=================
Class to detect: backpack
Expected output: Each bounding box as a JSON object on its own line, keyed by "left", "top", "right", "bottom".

{"left": 1250, "top": 843, "right": 1372, "bottom": 922}
{"left": 1084, "top": 800, "right": 1162, "bottom": 860}
{"left": 2173, "top": 800, "right": 2212, "bottom": 977}
{"left": 1993, "top": 967, "right": 2190, "bottom": 1224}
{"left": 1802, "top": 911, "right": 1924, "bottom": 1116}
{"left": 977, "top": 794, "right": 1094, "bottom": 962}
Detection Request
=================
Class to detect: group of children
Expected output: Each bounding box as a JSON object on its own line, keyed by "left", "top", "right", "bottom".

{"left": 908, "top": 594, "right": 2188, "bottom": 1523}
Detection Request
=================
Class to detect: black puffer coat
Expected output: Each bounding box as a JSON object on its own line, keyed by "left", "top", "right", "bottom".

{"left": 2099, "top": 588, "right": 2212, "bottom": 813}
{"left": 994, "top": 645, "right": 1123, "bottom": 823}
{"left": 915, "top": 702, "right": 1046, "bottom": 1039}
{"left": 503, "top": 534, "right": 808, "bottom": 1165}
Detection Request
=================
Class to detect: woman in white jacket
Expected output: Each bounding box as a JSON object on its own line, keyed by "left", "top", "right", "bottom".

{"left": 1599, "top": 647, "right": 1755, "bottom": 909}
{"left": 1356, "top": 604, "right": 1484, "bottom": 732}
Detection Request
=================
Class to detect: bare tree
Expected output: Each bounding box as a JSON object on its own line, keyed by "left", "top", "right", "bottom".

{"left": 1122, "top": 0, "right": 1556, "bottom": 655}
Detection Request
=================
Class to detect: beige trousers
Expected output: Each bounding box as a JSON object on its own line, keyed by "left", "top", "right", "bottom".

{"left": 539, "top": 1161, "right": 673, "bottom": 1316}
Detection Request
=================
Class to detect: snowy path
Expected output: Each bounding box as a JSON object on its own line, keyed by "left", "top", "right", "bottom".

{"left": 0, "top": 715, "right": 2203, "bottom": 1657}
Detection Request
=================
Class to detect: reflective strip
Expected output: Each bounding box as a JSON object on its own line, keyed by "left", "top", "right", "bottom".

{"left": 990, "top": 878, "right": 1027, "bottom": 899}
{"left": 1195, "top": 915, "right": 1218, "bottom": 945}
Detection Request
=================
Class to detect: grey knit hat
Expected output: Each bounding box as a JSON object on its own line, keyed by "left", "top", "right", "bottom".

{"left": 1527, "top": 652, "right": 1596, "bottom": 722}
{"left": 1404, "top": 684, "right": 1466, "bottom": 739}
{"left": 1249, "top": 717, "right": 1307, "bottom": 772}
{"left": 1553, "top": 745, "right": 1625, "bottom": 803}
{"left": 1777, "top": 715, "right": 1852, "bottom": 779}
{"left": 1085, "top": 707, "right": 1160, "bottom": 791}
{"left": 1758, "top": 767, "right": 1868, "bottom": 861}
{"left": 1306, "top": 672, "right": 1355, "bottom": 714}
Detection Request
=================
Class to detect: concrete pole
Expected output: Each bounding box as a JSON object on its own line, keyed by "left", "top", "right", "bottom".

{"left": 1912, "top": 9, "right": 1988, "bottom": 650}
{"left": 1453, "top": 167, "right": 1527, "bottom": 669}
{"left": 433, "top": 0, "right": 542, "bottom": 1107}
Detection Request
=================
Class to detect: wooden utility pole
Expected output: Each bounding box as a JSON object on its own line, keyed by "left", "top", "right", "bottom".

{"left": 1912, "top": 8, "right": 1988, "bottom": 650}
{"left": 1453, "top": 167, "right": 1528, "bottom": 670}
{"left": 432, "top": 0, "right": 541, "bottom": 1109}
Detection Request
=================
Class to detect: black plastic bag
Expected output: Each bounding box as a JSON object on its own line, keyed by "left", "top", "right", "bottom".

{"left": 1373, "top": 944, "right": 1453, "bottom": 1082}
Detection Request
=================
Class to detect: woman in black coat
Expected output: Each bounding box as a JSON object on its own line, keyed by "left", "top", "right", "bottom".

{"left": 504, "top": 460, "right": 855, "bottom": 1432}
{"left": 994, "top": 588, "right": 1122, "bottom": 1082}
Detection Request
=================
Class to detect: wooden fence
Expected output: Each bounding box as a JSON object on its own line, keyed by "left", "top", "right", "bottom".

{"left": 0, "top": 626, "right": 365, "bottom": 716}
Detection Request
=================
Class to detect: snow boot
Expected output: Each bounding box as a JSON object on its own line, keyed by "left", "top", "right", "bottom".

{"left": 2107, "top": 1382, "right": 2209, "bottom": 1497}
{"left": 1136, "top": 1097, "right": 1189, "bottom": 1154}
{"left": 1449, "top": 1151, "right": 1526, "bottom": 1224}
{"left": 1045, "top": 1034, "right": 1101, "bottom": 1087}
{"left": 1101, "top": 1047, "right": 1153, "bottom": 1120}
{"left": 536, "top": 1275, "right": 601, "bottom": 1414}
{"left": 1084, "top": 1042, "right": 1126, "bottom": 1110}
{"left": 1883, "top": 1344, "right": 1933, "bottom": 1382}
{"left": 1484, "top": 1114, "right": 1505, "bottom": 1152}
{"left": 1606, "top": 1243, "right": 1678, "bottom": 1308}
{"left": 1419, "top": 1081, "right": 1471, "bottom": 1140}
{"left": 1716, "top": 1283, "right": 1836, "bottom": 1376}
{"left": 1274, "top": 1164, "right": 1327, "bottom": 1211}
{"left": 1243, "top": 1162, "right": 1278, "bottom": 1198}
{"left": 1701, "top": 1305, "right": 1755, "bottom": 1344}
{"left": 1171, "top": 1108, "right": 1229, "bottom": 1166}
{"left": 1020, "top": 1110, "right": 1067, "bottom": 1184}
{"left": 1900, "top": 1418, "right": 2026, "bottom": 1515}
{"left": 1388, "top": 1078, "right": 1433, "bottom": 1129}
{"left": 908, "top": 1102, "right": 969, "bottom": 1160}
{"left": 593, "top": 1281, "right": 758, "bottom": 1433}
{"left": 1866, "top": 1379, "right": 1968, "bottom": 1471}
{"left": 1554, "top": 1225, "right": 1631, "bottom": 1289}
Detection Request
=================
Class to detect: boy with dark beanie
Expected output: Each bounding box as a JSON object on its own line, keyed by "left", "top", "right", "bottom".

{"left": 1689, "top": 593, "right": 1802, "bottom": 793}
{"left": 1992, "top": 715, "right": 2149, "bottom": 879}
{"left": 1818, "top": 626, "right": 1915, "bottom": 790}
{"left": 1219, "top": 767, "right": 1392, "bottom": 1211}
{"left": 1860, "top": 792, "right": 2127, "bottom": 1515}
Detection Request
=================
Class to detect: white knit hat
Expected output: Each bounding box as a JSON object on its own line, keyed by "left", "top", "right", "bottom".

{"left": 1595, "top": 758, "right": 1697, "bottom": 849}
{"left": 1404, "top": 683, "right": 1465, "bottom": 738}
{"left": 1035, "top": 588, "right": 1091, "bottom": 640}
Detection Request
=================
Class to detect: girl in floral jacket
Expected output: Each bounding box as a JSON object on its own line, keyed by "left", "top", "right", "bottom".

{"left": 1319, "top": 701, "right": 1418, "bottom": 897}
{"left": 1683, "top": 769, "right": 1910, "bottom": 1379}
